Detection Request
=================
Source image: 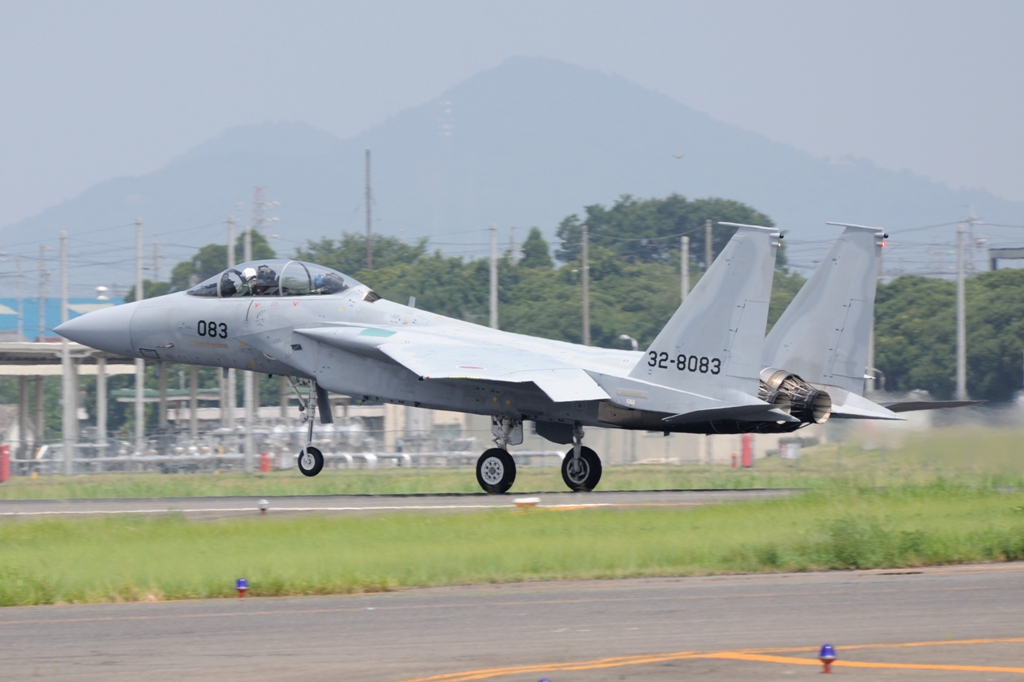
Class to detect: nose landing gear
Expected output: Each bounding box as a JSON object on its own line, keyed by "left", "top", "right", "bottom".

{"left": 475, "top": 417, "right": 521, "bottom": 494}
{"left": 290, "top": 377, "right": 325, "bottom": 477}
{"left": 561, "top": 423, "right": 602, "bottom": 492}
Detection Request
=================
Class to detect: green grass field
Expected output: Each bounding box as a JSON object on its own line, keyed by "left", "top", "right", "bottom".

{"left": 2, "top": 426, "right": 1022, "bottom": 500}
{"left": 2, "top": 483, "right": 1023, "bottom": 606}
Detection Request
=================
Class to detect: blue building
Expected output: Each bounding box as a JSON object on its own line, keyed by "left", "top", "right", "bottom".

{"left": 0, "top": 297, "right": 125, "bottom": 341}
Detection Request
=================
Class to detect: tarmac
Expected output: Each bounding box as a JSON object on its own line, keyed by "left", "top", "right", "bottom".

{"left": 2, "top": 563, "right": 1022, "bottom": 680}
{"left": 0, "top": 488, "right": 797, "bottom": 519}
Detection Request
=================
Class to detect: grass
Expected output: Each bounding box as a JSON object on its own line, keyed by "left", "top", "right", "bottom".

{"left": 2, "top": 425, "right": 1023, "bottom": 499}
{"left": 2, "top": 483, "right": 1023, "bottom": 606}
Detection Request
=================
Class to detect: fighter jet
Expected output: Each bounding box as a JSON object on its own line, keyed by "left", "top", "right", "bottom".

{"left": 58, "top": 224, "right": 793, "bottom": 494}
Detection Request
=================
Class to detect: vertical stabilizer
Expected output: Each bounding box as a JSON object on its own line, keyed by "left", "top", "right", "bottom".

{"left": 763, "top": 224, "right": 886, "bottom": 396}
{"left": 629, "top": 224, "right": 780, "bottom": 398}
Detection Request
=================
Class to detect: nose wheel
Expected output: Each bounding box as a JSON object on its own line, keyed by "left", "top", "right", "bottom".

{"left": 291, "top": 376, "right": 325, "bottom": 477}
{"left": 298, "top": 446, "right": 324, "bottom": 477}
{"left": 476, "top": 448, "right": 516, "bottom": 494}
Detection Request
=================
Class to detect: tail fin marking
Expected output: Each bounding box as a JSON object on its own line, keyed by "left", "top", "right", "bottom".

{"left": 629, "top": 224, "right": 780, "bottom": 398}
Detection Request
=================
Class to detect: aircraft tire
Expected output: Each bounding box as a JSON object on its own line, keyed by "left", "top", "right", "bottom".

{"left": 476, "top": 448, "right": 516, "bottom": 494}
{"left": 298, "top": 446, "right": 324, "bottom": 477}
{"left": 561, "top": 446, "right": 602, "bottom": 492}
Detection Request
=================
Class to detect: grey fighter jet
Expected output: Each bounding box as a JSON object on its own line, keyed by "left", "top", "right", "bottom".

{"left": 58, "top": 224, "right": 794, "bottom": 494}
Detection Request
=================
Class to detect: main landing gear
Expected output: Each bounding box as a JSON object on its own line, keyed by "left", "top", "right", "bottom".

{"left": 473, "top": 419, "right": 604, "bottom": 494}
{"left": 561, "top": 424, "right": 602, "bottom": 492}
{"left": 291, "top": 377, "right": 324, "bottom": 477}
{"left": 476, "top": 417, "right": 521, "bottom": 494}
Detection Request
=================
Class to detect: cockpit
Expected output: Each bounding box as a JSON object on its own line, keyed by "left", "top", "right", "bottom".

{"left": 186, "top": 260, "right": 358, "bottom": 298}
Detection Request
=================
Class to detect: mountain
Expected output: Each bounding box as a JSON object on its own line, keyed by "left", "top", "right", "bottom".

{"left": 6, "top": 57, "right": 1024, "bottom": 292}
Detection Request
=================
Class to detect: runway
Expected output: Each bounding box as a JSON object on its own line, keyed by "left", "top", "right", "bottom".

{"left": 0, "top": 488, "right": 795, "bottom": 519}
{"left": 2, "top": 563, "right": 1022, "bottom": 680}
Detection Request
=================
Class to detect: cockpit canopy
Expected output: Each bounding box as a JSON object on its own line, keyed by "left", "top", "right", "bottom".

{"left": 186, "top": 260, "right": 358, "bottom": 298}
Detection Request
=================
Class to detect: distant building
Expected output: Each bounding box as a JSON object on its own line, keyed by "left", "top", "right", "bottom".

{"left": 0, "top": 297, "right": 124, "bottom": 342}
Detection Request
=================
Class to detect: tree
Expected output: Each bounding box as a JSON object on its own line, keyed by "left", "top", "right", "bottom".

{"left": 873, "top": 269, "right": 1024, "bottom": 402}
{"left": 554, "top": 194, "right": 781, "bottom": 267}
{"left": 168, "top": 232, "right": 276, "bottom": 292}
{"left": 767, "top": 269, "right": 806, "bottom": 331}
{"left": 519, "top": 227, "right": 553, "bottom": 268}
{"left": 124, "top": 280, "right": 171, "bottom": 303}
{"left": 294, "top": 234, "right": 427, "bottom": 279}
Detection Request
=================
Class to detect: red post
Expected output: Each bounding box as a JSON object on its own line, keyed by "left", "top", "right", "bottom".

{"left": 259, "top": 451, "right": 271, "bottom": 473}
{"left": 0, "top": 445, "right": 9, "bottom": 483}
{"left": 741, "top": 434, "right": 753, "bottom": 468}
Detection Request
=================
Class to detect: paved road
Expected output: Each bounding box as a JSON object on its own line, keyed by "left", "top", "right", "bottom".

{"left": 2, "top": 564, "right": 1022, "bottom": 681}
{"left": 0, "top": 488, "right": 796, "bottom": 519}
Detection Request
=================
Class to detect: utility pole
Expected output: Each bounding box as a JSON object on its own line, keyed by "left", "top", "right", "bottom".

{"left": 189, "top": 364, "right": 199, "bottom": 439}
{"left": 681, "top": 236, "right": 690, "bottom": 302}
{"left": 956, "top": 222, "right": 968, "bottom": 400}
{"left": 60, "top": 231, "right": 74, "bottom": 475}
{"left": 365, "top": 149, "right": 373, "bottom": 270}
{"left": 16, "top": 254, "right": 23, "bottom": 339}
{"left": 582, "top": 224, "right": 590, "bottom": 346}
{"left": 225, "top": 217, "right": 236, "bottom": 429}
{"left": 243, "top": 221, "right": 254, "bottom": 473}
{"left": 134, "top": 217, "right": 145, "bottom": 455}
{"left": 37, "top": 244, "right": 49, "bottom": 341}
{"left": 489, "top": 223, "right": 498, "bottom": 329}
{"left": 704, "top": 219, "right": 713, "bottom": 271}
{"left": 967, "top": 216, "right": 976, "bottom": 276}
{"left": 96, "top": 356, "right": 106, "bottom": 457}
{"left": 152, "top": 237, "right": 161, "bottom": 282}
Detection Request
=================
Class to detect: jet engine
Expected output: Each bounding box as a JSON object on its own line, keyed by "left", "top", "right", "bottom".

{"left": 759, "top": 368, "right": 832, "bottom": 425}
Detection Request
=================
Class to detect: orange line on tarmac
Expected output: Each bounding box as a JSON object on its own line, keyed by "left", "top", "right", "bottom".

{"left": 714, "top": 651, "right": 1024, "bottom": 674}
{"left": 400, "top": 651, "right": 707, "bottom": 682}
{"left": 753, "top": 636, "right": 1024, "bottom": 655}
{"left": 398, "top": 638, "right": 1024, "bottom": 682}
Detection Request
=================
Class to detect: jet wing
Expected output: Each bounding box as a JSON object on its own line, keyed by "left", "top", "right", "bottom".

{"left": 378, "top": 343, "right": 611, "bottom": 403}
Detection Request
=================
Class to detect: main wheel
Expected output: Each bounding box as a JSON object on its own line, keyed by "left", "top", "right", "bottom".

{"left": 476, "top": 448, "right": 516, "bottom": 494}
{"left": 561, "top": 446, "right": 602, "bottom": 492}
{"left": 297, "top": 445, "right": 324, "bottom": 477}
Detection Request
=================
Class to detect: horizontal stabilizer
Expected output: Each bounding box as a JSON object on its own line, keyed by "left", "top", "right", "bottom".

{"left": 882, "top": 400, "right": 983, "bottom": 413}
{"left": 664, "top": 403, "right": 798, "bottom": 424}
{"left": 377, "top": 343, "right": 610, "bottom": 403}
{"left": 819, "top": 388, "right": 906, "bottom": 421}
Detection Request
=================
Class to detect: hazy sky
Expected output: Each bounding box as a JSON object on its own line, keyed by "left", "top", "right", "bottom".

{"left": 2, "top": 0, "right": 1022, "bottom": 229}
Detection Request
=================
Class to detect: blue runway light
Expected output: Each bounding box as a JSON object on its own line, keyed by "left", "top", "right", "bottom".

{"left": 819, "top": 643, "right": 836, "bottom": 673}
{"left": 236, "top": 578, "right": 249, "bottom": 597}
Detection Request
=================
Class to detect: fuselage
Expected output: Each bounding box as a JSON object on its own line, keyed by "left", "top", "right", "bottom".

{"left": 59, "top": 274, "right": 645, "bottom": 429}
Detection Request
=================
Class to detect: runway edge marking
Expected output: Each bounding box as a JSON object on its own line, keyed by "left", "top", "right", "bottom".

{"left": 398, "top": 638, "right": 1024, "bottom": 682}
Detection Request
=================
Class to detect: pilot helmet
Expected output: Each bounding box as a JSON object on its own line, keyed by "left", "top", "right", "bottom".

{"left": 241, "top": 267, "right": 257, "bottom": 281}
{"left": 313, "top": 274, "right": 326, "bottom": 288}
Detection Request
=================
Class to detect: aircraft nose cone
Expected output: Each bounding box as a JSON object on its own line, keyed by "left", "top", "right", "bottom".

{"left": 55, "top": 302, "right": 138, "bottom": 356}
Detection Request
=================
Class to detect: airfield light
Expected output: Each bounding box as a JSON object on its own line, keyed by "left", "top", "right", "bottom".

{"left": 236, "top": 578, "right": 249, "bottom": 598}
{"left": 258, "top": 499, "right": 269, "bottom": 514}
{"left": 819, "top": 643, "right": 836, "bottom": 673}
